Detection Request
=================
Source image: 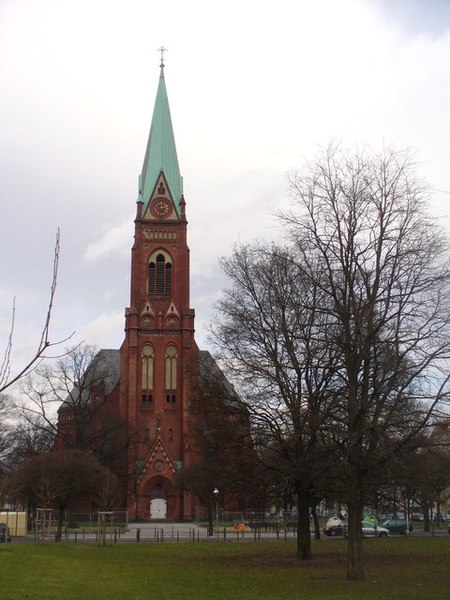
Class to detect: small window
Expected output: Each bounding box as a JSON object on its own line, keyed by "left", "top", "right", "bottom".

{"left": 169, "top": 428, "right": 173, "bottom": 442}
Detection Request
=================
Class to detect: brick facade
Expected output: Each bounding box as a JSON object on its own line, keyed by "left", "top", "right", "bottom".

{"left": 119, "top": 177, "right": 200, "bottom": 521}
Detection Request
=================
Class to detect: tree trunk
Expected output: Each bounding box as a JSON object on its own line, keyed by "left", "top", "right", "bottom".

{"left": 347, "top": 493, "right": 365, "bottom": 580}
{"left": 296, "top": 490, "right": 312, "bottom": 560}
{"left": 422, "top": 501, "right": 430, "bottom": 533}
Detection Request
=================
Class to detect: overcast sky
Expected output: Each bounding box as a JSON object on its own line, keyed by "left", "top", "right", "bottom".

{"left": 1, "top": 0, "right": 450, "bottom": 380}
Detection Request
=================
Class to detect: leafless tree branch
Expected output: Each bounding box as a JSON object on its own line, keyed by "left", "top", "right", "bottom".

{"left": 0, "top": 229, "right": 74, "bottom": 394}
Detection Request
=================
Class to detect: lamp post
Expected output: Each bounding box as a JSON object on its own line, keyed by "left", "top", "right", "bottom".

{"left": 213, "top": 488, "right": 219, "bottom": 537}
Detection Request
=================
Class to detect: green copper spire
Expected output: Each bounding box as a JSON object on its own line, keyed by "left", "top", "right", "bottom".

{"left": 138, "top": 60, "right": 183, "bottom": 215}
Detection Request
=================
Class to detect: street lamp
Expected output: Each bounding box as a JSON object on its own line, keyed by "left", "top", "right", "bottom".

{"left": 213, "top": 488, "right": 219, "bottom": 536}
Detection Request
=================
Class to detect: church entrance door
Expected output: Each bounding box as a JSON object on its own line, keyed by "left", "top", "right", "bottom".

{"left": 150, "top": 498, "right": 167, "bottom": 519}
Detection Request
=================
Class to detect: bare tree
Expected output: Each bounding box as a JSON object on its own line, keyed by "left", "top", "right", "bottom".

{"left": 19, "top": 344, "right": 100, "bottom": 443}
{"left": 212, "top": 243, "right": 340, "bottom": 560}
{"left": 405, "top": 425, "right": 450, "bottom": 531}
{"left": 18, "top": 344, "right": 126, "bottom": 468}
{"left": 0, "top": 229, "right": 72, "bottom": 394}
{"left": 285, "top": 144, "right": 450, "bottom": 579}
{"left": 1, "top": 420, "right": 54, "bottom": 469}
{"left": 0, "top": 394, "right": 52, "bottom": 505}
{"left": 0, "top": 394, "right": 13, "bottom": 457}
{"left": 5, "top": 449, "right": 117, "bottom": 541}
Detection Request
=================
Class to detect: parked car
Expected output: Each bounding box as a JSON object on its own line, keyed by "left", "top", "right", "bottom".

{"left": 361, "top": 521, "right": 389, "bottom": 537}
{"left": 381, "top": 518, "right": 413, "bottom": 534}
{"left": 324, "top": 518, "right": 389, "bottom": 537}
{"left": 324, "top": 521, "right": 347, "bottom": 536}
{"left": 0, "top": 523, "right": 11, "bottom": 543}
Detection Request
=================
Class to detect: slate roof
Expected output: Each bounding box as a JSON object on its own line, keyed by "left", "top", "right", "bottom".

{"left": 92, "top": 349, "right": 121, "bottom": 394}
{"left": 199, "top": 350, "right": 243, "bottom": 411}
{"left": 58, "top": 349, "right": 120, "bottom": 413}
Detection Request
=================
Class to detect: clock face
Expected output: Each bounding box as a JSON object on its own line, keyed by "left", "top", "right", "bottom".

{"left": 150, "top": 198, "right": 172, "bottom": 218}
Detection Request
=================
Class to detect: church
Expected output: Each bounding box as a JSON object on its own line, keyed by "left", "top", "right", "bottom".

{"left": 56, "top": 56, "right": 244, "bottom": 521}
{"left": 118, "top": 55, "right": 200, "bottom": 521}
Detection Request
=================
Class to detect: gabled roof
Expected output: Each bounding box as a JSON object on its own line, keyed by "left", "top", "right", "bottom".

{"left": 138, "top": 65, "right": 183, "bottom": 216}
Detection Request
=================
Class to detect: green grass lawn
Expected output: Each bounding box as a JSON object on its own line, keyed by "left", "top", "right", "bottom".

{"left": 1, "top": 537, "right": 449, "bottom": 600}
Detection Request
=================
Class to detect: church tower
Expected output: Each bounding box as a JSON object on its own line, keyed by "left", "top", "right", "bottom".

{"left": 119, "top": 55, "right": 199, "bottom": 521}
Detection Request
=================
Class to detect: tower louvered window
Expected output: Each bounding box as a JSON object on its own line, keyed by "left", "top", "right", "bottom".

{"left": 165, "top": 262, "right": 172, "bottom": 295}
{"left": 149, "top": 253, "right": 172, "bottom": 295}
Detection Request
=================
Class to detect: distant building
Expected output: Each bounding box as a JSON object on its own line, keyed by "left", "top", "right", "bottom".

{"left": 56, "top": 59, "right": 244, "bottom": 521}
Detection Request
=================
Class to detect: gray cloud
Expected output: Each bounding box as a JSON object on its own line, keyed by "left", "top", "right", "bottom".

{"left": 2, "top": 0, "right": 450, "bottom": 378}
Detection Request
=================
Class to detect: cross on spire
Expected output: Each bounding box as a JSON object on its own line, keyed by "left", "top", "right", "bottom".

{"left": 157, "top": 46, "right": 167, "bottom": 68}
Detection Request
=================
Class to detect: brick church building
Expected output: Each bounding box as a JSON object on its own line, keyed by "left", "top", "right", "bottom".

{"left": 119, "top": 55, "right": 200, "bottom": 521}
{"left": 56, "top": 58, "right": 242, "bottom": 521}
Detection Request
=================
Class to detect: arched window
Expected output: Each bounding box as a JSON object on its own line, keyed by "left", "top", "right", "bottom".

{"left": 165, "top": 344, "right": 178, "bottom": 391}
{"left": 148, "top": 252, "right": 172, "bottom": 295}
{"left": 141, "top": 344, "right": 154, "bottom": 391}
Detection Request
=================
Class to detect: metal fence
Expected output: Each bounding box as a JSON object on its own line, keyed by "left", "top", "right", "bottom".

{"left": 56, "top": 525, "right": 296, "bottom": 544}
{"left": 17, "top": 513, "right": 450, "bottom": 544}
{"left": 24, "top": 507, "right": 300, "bottom": 544}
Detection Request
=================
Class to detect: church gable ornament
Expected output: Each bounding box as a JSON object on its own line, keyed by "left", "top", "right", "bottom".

{"left": 136, "top": 438, "right": 176, "bottom": 485}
